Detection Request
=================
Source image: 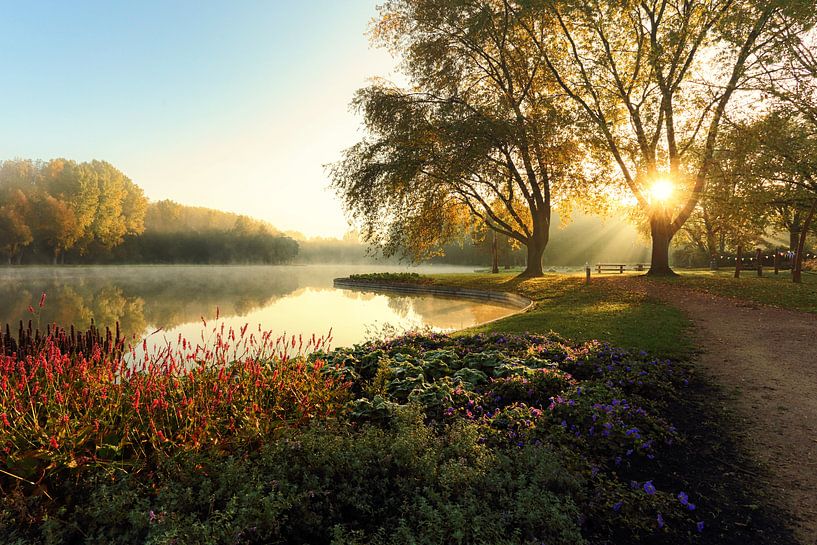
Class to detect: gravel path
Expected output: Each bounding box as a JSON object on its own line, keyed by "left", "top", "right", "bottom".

{"left": 609, "top": 277, "right": 817, "bottom": 544}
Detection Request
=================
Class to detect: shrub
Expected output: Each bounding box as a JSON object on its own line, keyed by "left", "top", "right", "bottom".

{"left": 347, "top": 272, "right": 433, "bottom": 285}
{"left": 8, "top": 409, "right": 585, "bottom": 545}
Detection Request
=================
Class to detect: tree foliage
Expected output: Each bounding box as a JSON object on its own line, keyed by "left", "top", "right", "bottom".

{"left": 332, "top": 0, "right": 591, "bottom": 277}
{"left": 0, "top": 159, "right": 147, "bottom": 263}
{"left": 510, "top": 0, "right": 810, "bottom": 274}
{"left": 0, "top": 160, "right": 298, "bottom": 265}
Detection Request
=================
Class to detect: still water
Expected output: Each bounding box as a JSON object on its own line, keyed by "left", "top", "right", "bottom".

{"left": 0, "top": 265, "right": 519, "bottom": 349}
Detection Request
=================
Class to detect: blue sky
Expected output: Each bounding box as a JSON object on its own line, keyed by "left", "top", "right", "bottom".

{"left": 0, "top": 1, "right": 397, "bottom": 237}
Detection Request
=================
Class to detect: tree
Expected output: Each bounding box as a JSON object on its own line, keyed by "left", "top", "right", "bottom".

{"left": 515, "top": 0, "right": 802, "bottom": 275}
{"left": 741, "top": 112, "right": 817, "bottom": 282}
{"left": 332, "top": 0, "right": 588, "bottom": 277}
{"left": 678, "top": 121, "right": 771, "bottom": 267}
{"left": 0, "top": 193, "right": 33, "bottom": 264}
{"left": 0, "top": 160, "right": 40, "bottom": 263}
{"left": 42, "top": 159, "right": 100, "bottom": 254}
{"left": 30, "top": 194, "right": 79, "bottom": 263}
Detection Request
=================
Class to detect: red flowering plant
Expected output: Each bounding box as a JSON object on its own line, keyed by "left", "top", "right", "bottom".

{"left": 0, "top": 298, "right": 349, "bottom": 495}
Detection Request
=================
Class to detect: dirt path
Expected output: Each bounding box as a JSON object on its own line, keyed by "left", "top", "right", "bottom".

{"left": 609, "top": 277, "right": 817, "bottom": 544}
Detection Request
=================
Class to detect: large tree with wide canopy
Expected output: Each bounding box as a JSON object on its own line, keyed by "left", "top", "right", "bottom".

{"left": 332, "top": 0, "right": 590, "bottom": 277}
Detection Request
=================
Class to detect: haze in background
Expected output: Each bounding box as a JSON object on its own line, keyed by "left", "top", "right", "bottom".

{"left": 0, "top": 1, "right": 396, "bottom": 238}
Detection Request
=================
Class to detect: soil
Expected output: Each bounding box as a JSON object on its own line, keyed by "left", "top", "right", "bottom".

{"left": 608, "top": 277, "right": 817, "bottom": 545}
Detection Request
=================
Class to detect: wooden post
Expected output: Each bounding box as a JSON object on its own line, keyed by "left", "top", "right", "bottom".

{"left": 585, "top": 263, "right": 591, "bottom": 284}
{"left": 774, "top": 251, "right": 780, "bottom": 275}
{"left": 755, "top": 248, "right": 762, "bottom": 277}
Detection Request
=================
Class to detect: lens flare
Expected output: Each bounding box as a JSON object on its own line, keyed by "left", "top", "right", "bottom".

{"left": 650, "top": 179, "right": 673, "bottom": 202}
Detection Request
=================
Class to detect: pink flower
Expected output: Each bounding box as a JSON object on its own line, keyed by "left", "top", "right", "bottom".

{"left": 49, "top": 436, "right": 59, "bottom": 449}
{"left": 39, "top": 292, "right": 47, "bottom": 308}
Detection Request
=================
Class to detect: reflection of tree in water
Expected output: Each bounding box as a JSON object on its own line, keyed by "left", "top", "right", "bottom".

{"left": 0, "top": 265, "right": 499, "bottom": 342}
{"left": 337, "top": 289, "right": 378, "bottom": 302}
{"left": 0, "top": 283, "right": 145, "bottom": 337}
{"left": 386, "top": 296, "right": 412, "bottom": 319}
{"left": 0, "top": 266, "right": 302, "bottom": 338}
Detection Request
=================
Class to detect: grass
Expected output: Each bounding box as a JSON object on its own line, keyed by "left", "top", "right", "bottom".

{"left": 647, "top": 269, "right": 817, "bottom": 313}
{"left": 427, "top": 272, "right": 691, "bottom": 359}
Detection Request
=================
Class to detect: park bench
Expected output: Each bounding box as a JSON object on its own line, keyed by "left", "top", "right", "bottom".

{"left": 595, "top": 263, "right": 650, "bottom": 274}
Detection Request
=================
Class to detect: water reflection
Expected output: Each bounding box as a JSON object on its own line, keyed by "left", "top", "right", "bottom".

{"left": 0, "top": 265, "right": 518, "bottom": 347}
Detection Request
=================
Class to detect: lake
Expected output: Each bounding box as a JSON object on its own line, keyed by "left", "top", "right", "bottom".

{"left": 0, "top": 265, "right": 519, "bottom": 350}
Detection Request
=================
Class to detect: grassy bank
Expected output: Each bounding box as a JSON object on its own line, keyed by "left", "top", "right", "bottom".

{"left": 644, "top": 270, "right": 817, "bottom": 313}
{"left": 423, "top": 273, "right": 691, "bottom": 359}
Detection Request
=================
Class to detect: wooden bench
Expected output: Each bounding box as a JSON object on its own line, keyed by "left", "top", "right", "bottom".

{"left": 595, "top": 263, "right": 650, "bottom": 274}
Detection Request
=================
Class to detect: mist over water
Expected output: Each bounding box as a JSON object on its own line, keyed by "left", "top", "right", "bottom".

{"left": 0, "top": 264, "right": 519, "bottom": 349}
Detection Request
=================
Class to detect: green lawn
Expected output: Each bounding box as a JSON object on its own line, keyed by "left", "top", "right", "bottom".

{"left": 651, "top": 269, "right": 817, "bottom": 313}
{"left": 427, "top": 273, "right": 691, "bottom": 358}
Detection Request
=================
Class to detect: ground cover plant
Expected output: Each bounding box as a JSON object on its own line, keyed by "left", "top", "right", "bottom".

{"left": 1, "top": 317, "right": 707, "bottom": 544}
{"left": 347, "top": 272, "right": 434, "bottom": 285}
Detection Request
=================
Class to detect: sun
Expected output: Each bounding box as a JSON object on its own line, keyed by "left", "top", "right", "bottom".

{"left": 650, "top": 179, "right": 674, "bottom": 203}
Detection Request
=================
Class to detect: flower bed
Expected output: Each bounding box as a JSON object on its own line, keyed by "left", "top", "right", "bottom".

{"left": 2, "top": 329, "right": 705, "bottom": 544}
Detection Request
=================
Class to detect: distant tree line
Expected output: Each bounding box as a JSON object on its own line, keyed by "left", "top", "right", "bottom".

{"left": 0, "top": 159, "right": 298, "bottom": 265}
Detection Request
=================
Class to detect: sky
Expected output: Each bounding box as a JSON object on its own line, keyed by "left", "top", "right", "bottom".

{"left": 0, "top": 1, "right": 398, "bottom": 238}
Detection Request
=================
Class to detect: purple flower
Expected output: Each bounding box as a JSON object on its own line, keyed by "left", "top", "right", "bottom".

{"left": 696, "top": 521, "right": 705, "bottom": 533}
{"left": 688, "top": 503, "right": 696, "bottom": 511}
{"left": 657, "top": 513, "right": 664, "bottom": 529}
{"left": 678, "top": 491, "right": 688, "bottom": 506}
{"left": 643, "top": 481, "right": 656, "bottom": 495}
{"left": 612, "top": 501, "right": 623, "bottom": 512}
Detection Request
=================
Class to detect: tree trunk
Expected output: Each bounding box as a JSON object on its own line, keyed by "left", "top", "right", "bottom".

{"left": 790, "top": 227, "right": 801, "bottom": 252}
{"left": 518, "top": 210, "right": 549, "bottom": 278}
{"left": 519, "top": 230, "right": 548, "bottom": 278}
{"left": 734, "top": 245, "right": 742, "bottom": 278}
{"left": 646, "top": 215, "right": 676, "bottom": 276}
{"left": 491, "top": 231, "right": 499, "bottom": 274}
{"left": 793, "top": 199, "right": 817, "bottom": 284}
